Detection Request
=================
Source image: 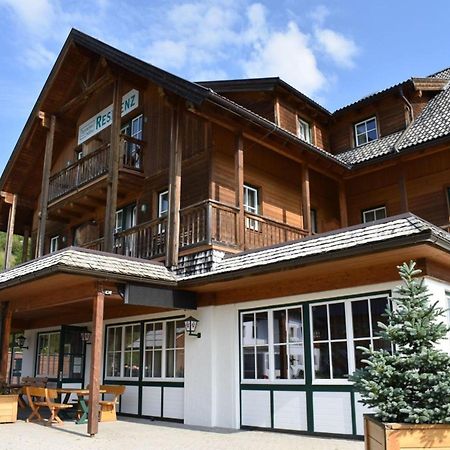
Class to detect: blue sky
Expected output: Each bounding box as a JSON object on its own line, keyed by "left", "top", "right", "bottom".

{"left": 1, "top": 0, "right": 450, "bottom": 173}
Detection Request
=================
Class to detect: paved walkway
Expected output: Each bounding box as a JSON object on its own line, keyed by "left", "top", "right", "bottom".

{"left": 2, "top": 418, "right": 364, "bottom": 450}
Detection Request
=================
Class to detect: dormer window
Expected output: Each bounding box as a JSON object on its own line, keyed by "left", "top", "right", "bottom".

{"left": 354, "top": 117, "right": 378, "bottom": 146}
{"left": 298, "top": 118, "right": 312, "bottom": 144}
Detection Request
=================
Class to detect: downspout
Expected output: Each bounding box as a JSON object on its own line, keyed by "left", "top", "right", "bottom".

{"left": 399, "top": 86, "right": 414, "bottom": 124}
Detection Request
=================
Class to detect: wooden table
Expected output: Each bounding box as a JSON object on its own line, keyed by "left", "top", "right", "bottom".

{"left": 57, "top": 388, "right": 106, "bottom": 425}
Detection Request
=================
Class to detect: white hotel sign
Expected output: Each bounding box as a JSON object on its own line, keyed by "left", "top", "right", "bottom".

{"left": 77, "top": 89, "right": 139, "bottom": 145}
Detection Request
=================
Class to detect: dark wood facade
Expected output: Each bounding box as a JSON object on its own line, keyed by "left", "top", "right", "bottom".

{"left": 0, "top": 31, "right": 449, "bottom": 271}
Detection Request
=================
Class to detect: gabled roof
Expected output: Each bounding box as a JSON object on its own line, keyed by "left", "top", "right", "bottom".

{"left": 198, "top": 77, "right": 332, "bottom": 116}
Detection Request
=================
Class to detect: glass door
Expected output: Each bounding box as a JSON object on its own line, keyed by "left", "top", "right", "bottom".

{"left": 57, "top": 326, "right": 86, "bottom": 388}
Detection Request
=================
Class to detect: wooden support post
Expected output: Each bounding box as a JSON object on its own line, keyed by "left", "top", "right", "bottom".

{"left": 88, "top": 290, "right": 104, "bottom": 437}
{"left": 399, "top": 167, "right": 409, "bottom": 213}
{"left": 103, "top": 78, "right": 122, "bottom": 253}
{"left": 166, "top": 105, "right": 183, "bottom": 268}
{"left": 22, "top": 228, "right": 30, "bottom": 263}
{"left": 36, "top": 115, "right": 56, "bottom": 258}
{"left": 235, "top": 134, "right": 245, "bottom": 249}
{"left": 0, "top": 302, "right": 12, "bottom": 381}
{"left": 302, "top": 164, "right": 311, "bottom": 235}
{"left": 339, "top": 181, "right": 349, "bottom": 228}
{"left": 4, "top": 194, "right": 17, "bottom": 270}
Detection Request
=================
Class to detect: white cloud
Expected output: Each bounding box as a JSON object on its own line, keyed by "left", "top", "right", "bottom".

{"left": 22, "top": 43, "right": 57, "bottom": 69}
{"left": 310, "top": 5, "right": 330, "bottom": 26}
{"left": 144, "top": 40, "right": 187, "bottom": 70}
{"left": 0, "top": 0, "right": 54, "bottom": 34}
{"left": 315, "top": 28, "right": 359, "bottom": 68}
{"left": 244, "top": 21, "right": 326, "bottom": 96}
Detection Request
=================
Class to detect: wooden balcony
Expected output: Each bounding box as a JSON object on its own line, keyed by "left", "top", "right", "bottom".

{"left": 80, "top": 200, "right": 308, "bottom": 259}
{"left": 48, "top": 135, "right": 144, "bottom": 204}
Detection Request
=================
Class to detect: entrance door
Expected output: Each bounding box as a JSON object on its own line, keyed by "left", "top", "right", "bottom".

{"left": 57, "top": 326, "right": 86, "bottom": 388}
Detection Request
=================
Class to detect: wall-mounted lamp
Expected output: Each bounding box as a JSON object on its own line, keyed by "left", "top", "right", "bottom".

{"left": 15, "top": 335, "right": 28, "bottom": 350}
{"left": 81, "top": 331, "right": 92, "bottom": 345}
{"left": 140, "top": 203, "right": 148, "bottom": 214}
{"left": 184, "top": 316, "right": 201, "bottom": 338}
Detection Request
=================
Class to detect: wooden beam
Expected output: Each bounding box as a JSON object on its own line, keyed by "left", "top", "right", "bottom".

{"left": 166, "top": 105, "right": 183, "bottom": 268}
{"left": 4, "top": 194, "right": 17, "bottom": 270}
{"left": 302, "top": 164, "right": 311, "bottom": 235}
{"left": 339, "top": 181, "right": 348, "bottom": 228}
{"left": 36, "top": 115, "right": 56, "bottom": 258}
{"left": 0, "top": 302, "right": 12, "bottom": 380}
{"left": 399, "top": 166, "right": 409, "bottom": 213}
{"left": 235, "top": 134, "right": 245, "bottom": 249}
{"left": 103, "top": 78, "right": 122, "bottom": 252}
{"left": 58, "top": 73, "right": 113, "bottom": 115}
{"left": 88, "top": 290, "right": 104, "bottom": 436}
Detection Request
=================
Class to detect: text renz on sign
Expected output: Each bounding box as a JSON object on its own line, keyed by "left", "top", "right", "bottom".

{"left": 77, "top": 89, "right": 139, "bottom": 145}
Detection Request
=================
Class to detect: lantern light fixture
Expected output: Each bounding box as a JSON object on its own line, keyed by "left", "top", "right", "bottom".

{"left": 81, "top": 331, "right": 92, "bottom": 344}
{"left": 15, "top": 335, "right": 28, "bottom": 350}
{"left": 184, "top": 316, "right": 201, "bottom": 338}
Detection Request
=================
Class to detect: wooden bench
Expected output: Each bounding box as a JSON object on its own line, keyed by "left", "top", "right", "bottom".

{"left": 24, "top": 386, "right": 73, "bottom": 425}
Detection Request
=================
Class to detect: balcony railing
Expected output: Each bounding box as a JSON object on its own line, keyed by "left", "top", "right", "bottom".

{"left": 107, "top": 200, "right": 307, "bottom": 259}
{"left": 48, "top": 135, "right": 144, "bottom": 203}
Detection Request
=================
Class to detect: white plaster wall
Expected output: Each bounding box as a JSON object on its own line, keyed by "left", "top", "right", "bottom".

{"left": 423, "top": 276, "right": 450, "bottom": 352}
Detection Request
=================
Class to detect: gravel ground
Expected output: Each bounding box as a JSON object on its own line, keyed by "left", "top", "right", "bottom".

{"left": 1, "top": 418, "right": 364, "bottom": 450}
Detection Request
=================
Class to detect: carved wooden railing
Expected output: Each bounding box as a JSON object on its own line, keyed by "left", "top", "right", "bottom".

{"left": 80, "top": 237, "right": 104, "bottom": 252}
{"left": 244, "top": 211, "right": 308, "bottom": 250}
{"left": 48, "top": 136, "right": 144, "bottom": 203}
{"left": 109, "top": 200, "right": 305, "bottom": 259}
{"left": 49, "top": 144, "right": 110, "bottom": 202}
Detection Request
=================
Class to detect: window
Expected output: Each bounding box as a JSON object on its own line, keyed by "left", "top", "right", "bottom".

{"left": 50, "top": 236, "right": 59, "bottom": 253}
{"left": 354, "top": 117, "right": 378, "bottom": 146}
{"left": 36, "top": 332, "right": 60, "bottom": 377}
{"left": 106, "top": 324, "right": 141, "bottom": 379}
{"left": 158, "top": 190, "right": 169, "bottom": 217}
{"left": 244, "top": 184, "right": 260, "bottom": 230}
{"left": 311, "top": 295, "right": 389, "bottom": 382}
{"left": 115, "top": 204, "right": 137, "bottom": 234}
{"left": 143, "top": 319, "right": 185, "bottom": 379}
{"left": 121, "top": 114, "right": 143, "bottom": 168}
{"left": 446, "top": 187, "right": 450, "bottom": 221}
{"left": 362, "top": 206, "right": 386, "bottom": 223}
{"left": 298, "top": 118, "right": 312, "bottom": 144}
{"left": 241, "top": 306, "right": 304, "bottom": 382}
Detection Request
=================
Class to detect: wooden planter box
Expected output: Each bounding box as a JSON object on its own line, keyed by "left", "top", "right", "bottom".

{"left": 0, "top": 394, "right": 18, "bottom": 423}
{"left": 365, "top": 414, "right": 450, "bottom": 450}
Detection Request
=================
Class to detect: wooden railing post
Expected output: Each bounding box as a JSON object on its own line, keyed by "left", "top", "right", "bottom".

{"left": 166, "top": 105, "right": 183, "bottom": 268}
{"left": 302, "top": 164, "right": 311, "bottom": 235}
{"left": 22, "top": 227, "right": 30, "bottom": 263}
{"left": 0, "top": 302, "right": 12, "bottom": 381}
{"left": 88, "top": 290, "right": 104, "bottom": 437}
{"left": 36, "top": 114, "right": 56, "bottom": 257}
{"left": 104, "top": 79, "right": 122, "bottom": 252}
{"left": 1, "top": 192, "right": 17, "bottom": 269}
{"left": 235, "top": 134, "right": 245, "bottom": 249}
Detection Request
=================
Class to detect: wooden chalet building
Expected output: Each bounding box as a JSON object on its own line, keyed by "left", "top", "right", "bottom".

{"left": 0, "top": 29, "right": 450, "bottom": 437}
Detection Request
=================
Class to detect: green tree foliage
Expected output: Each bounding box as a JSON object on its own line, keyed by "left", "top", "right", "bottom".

{"left": 350, "top": 261, "right": 450, "bottom": 424}
{"left": 0, "top": 232, "right": 24, "bottom": 269}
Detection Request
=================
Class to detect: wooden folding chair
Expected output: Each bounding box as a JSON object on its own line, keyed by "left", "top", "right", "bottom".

{"left": 24, "top": 386, "right": 47, "bottom": 422}
{"left": 99, "top": 385, "right": 125, "bottom": 422}
{"left": 44, "top": 388, "right": 73, "bottom": 425}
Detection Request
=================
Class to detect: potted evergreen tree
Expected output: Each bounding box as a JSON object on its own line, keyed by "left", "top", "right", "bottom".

{"left": 351, "top": 261, "right": 450, "bottom": 450}
{"left": 0, "top": 380, "right": 18, "bottom": 423}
